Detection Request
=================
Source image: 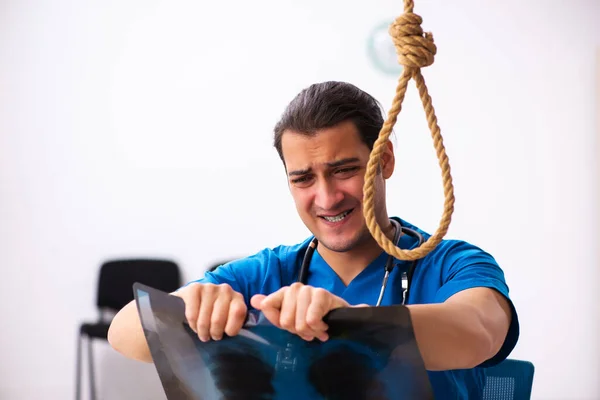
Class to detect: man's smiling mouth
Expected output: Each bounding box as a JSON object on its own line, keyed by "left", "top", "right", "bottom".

{"left": 320, "top": 209, "right": 354, "bottom": 223}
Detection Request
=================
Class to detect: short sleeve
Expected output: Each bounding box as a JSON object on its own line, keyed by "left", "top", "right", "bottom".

{"left": 434, "top": 241, "right": 520, "bottom": 367}
{"left": 186, "top": 246, "right": 288, "bottom": 305}
{"left": 192, "top": 263, "right": 244, "bottom": 292}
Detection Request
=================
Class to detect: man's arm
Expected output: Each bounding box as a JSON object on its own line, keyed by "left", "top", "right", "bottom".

{"left": 408, "top": 287, "right": 512, "bottom": 371}
{"left": 252, "top": 284, "right": 513, "bottom": 371}
{"left": 108, "top": 300, "right": 153, "bottom": 363}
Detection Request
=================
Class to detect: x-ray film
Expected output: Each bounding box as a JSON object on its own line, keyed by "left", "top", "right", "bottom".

{"left": 133, "top": 283, "right": 434, "bottom": 400}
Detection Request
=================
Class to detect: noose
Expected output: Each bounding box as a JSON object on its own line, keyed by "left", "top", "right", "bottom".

{"left": 363, "top": 0, "right": 455, "bottom": 261}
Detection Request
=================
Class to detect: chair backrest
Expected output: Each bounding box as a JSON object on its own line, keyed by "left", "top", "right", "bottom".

{"left": 482, "top": 359, "right": 535, "bottom": 400}
{"left": 97, "top": 258, "right": 182, "bottom": 311}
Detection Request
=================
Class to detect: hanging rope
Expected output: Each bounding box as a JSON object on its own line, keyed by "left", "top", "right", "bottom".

{"left": 363, "top": 0, "right": 455, "bottom": 261}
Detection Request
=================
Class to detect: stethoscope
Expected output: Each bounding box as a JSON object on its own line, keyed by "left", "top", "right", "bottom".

{"left": 297, "top": 219, "right": 425, "bottom": 306}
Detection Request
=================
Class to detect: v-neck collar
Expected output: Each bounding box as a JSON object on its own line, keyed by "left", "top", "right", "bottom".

{"left": 310, "top": 249, "right": 389, "bottom": 294}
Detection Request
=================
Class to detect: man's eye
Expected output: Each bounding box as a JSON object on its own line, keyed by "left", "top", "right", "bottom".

{"left": 291, "top": 176, "right": 312, "bottom": 184}
{"left": 335, "top": 167, "right": 359, "bottom": 175}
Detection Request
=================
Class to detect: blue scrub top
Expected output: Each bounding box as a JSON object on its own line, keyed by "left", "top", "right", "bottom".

{"left": 193, "top": 217, "right": 520, "bottom": 399}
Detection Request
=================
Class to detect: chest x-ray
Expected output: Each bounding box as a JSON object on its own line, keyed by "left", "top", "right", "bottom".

{"left": 133, "top": 283, "right": 434, "bottom": 400}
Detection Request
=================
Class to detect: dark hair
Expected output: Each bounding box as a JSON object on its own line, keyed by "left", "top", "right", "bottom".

{"left": 273, "top": 81, "right": 385, "bottom": 162}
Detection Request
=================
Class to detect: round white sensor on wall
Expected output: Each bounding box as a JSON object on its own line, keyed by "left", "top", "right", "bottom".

{"left": 367, "top": 22, "right": 403, "bottom": 76}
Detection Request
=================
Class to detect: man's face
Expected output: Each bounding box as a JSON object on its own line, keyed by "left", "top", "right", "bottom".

{"left": 281, "top": 120, "right": 394, "bottom": 253}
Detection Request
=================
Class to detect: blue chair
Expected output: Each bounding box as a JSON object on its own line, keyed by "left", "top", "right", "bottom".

{"left": 482, "top": 359, "right": 535, "bottom": 400}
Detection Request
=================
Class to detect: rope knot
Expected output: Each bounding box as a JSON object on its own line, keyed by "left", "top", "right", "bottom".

{"left": 389, "top": 13, "right": 436, "bottom": 69}
{"left": 364, "top": 2, "right": 454, "bottom": 261}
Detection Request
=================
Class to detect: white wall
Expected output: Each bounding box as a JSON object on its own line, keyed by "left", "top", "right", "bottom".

{"left": 1, "top": 0, "right": 598, "bottom": 399}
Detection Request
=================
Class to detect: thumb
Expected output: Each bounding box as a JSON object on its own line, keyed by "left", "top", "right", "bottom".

{"left": 250, "top": 294, "right": 267, "bottom": 309}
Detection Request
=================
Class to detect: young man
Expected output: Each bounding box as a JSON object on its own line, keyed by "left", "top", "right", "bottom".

{"left": 108, "top": 81, "right": 519, "bottom": 399}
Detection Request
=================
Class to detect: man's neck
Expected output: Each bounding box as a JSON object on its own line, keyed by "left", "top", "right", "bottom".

{"left": 317, "top": 221, "right": 397, "bottom": 286}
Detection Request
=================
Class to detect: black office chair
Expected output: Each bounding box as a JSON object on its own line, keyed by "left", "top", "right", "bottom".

{"left": 75, "top": 258, "right": 182, "bottom": 400}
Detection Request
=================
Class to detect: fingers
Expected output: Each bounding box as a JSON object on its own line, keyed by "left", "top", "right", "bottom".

{"left": 294, "top": 285, "right": 310, "bottom": 339}
{"left": 279, "top": 284, "right": 300, "bottom": 334}
{"left": 250, "top": 294, "right": 267, "bottom": 310}
{"left": 175, "top": 283, "right": 201, "bottom": 333}
{"left": 256, "top": 288, "right": 285, "bottom": 328}
{"left": 196, "top": 285, "right": 218, "bottom": 342}
{"left": 224, "top": 293, "right": 247, "bottom": 337}
{"left": 259, "top": 284, "right": 345, "bottom": 342}
{"left": 177, "top": 283, "right": 247, "bottom": 342}
{"left": 209, "top": 289, "right": 231, "bottom": 341}
{"left": 177, "top": 282, "right": 348, "bottom": 344}
{"left": 296, "top": 285, "right": 326, "bottom": 341}
{"left": 305, "top": 288, "right": 330, "bottom": 341}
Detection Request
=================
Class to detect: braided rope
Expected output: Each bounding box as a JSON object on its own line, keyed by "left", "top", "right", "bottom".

{"left": 363, "top": 0, "right": 454, "bottom": 260}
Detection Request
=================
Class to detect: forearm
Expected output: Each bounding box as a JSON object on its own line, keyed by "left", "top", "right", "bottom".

{"left": 407, "top": 302, "right": 497, "bottom": 371}
{"left": 107, "top": 300, "right": 153, "bottom": 363}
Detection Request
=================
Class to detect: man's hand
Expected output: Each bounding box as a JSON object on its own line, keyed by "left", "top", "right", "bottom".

{"left": 250, "top": 283, "right": 350, "bottom": 342}
{"left": 173, "top": 282, "right": 247, "bottom": 342}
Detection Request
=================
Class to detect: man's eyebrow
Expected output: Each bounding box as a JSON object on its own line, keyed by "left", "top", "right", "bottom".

{"left": 287, "top": 157, "right": 360, "bottom": 177}
{"left": 326, "top": 157, "right": 360, "bottom": 168}
{"left": 288, "top": 167, "right": 311, "bottom": 177}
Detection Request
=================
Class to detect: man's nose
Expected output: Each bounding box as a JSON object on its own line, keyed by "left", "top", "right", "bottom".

{"left": 314, "top": 180, "right": 344, "bottom": 211}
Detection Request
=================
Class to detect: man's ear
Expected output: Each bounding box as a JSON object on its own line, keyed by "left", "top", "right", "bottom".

{"left": 380, "top": 140, "right": 395, "bottom": 179}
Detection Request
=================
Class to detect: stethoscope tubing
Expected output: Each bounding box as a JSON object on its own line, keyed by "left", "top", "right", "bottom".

{"left": 297, "top": 219, "right": 424, "bottom": 306}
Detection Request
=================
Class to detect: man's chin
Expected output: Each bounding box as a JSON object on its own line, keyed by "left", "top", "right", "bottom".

{"left": 317, "top": 237, "right": 360, "bottom": 253}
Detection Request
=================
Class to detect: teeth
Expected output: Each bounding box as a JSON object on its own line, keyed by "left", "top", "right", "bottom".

{"left": 323, "top": 210, "right": 350, "bottom": 223}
